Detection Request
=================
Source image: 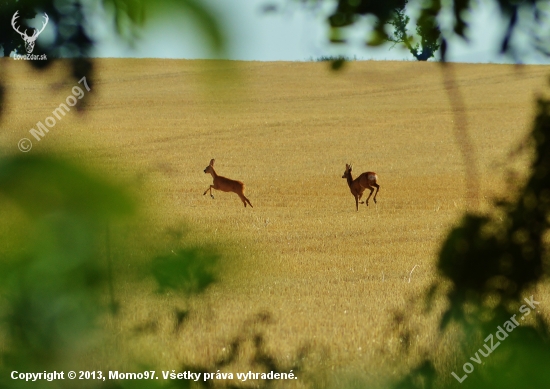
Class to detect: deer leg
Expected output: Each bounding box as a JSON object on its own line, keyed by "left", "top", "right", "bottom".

{"left": 372, "top": 183, "right": 380, "bottom": 204}
{"left": 237, "top": 193, "right": 253, "bottom": 208}
{"left": 365, "top": 187, "right": 374, "bottom": 206}
{"left": 203, "top": 185, "right": 215, "bottom": 198}
{"left": 238, "top": 193, "right": 247, "bottom": 207}
{"left": 358, "top": 193, "right": 364, "bottom": 204}
{"left": 355, "top": 195, "right": 359, "bottom": 211}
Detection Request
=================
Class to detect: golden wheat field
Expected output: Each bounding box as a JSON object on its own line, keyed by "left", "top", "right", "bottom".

{"left": 1, "top": 59, "right": 550, "bottom": 387}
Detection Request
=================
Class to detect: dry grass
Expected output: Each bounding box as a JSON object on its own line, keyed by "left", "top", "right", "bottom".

{"left": 1, "top": 59, "right": 549, "bottom": 387}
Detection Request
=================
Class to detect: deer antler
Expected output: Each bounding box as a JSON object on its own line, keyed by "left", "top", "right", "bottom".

{"left": 11, "top": 11, "right": 28, "bottom": 38}
{"left": 11, "top": 11, "right": 48, "bottom": 39}
{"left": 31, "top": 13, "right": 49, "bottom": 38}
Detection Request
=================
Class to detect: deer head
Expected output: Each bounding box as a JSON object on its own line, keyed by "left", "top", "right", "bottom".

{"left": 204, "top": 159, "right": 215, "bottom": 174}
{"left": 11, "top": 11, "right": 49, "bottom": 54}
{"left": 342, "top": 163, "right": 352, "bottom": 179}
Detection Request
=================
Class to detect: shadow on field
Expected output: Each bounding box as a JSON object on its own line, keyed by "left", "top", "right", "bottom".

{"left": 174, "top": 312, "right": 310, "bottom": 389}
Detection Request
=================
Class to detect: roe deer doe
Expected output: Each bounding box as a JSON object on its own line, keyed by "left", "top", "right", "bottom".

{"left": 342, "top": 163, "right": 380, "bottom": 211}
{"left": 203, "top": 159, "right": 253, "bottom": 208}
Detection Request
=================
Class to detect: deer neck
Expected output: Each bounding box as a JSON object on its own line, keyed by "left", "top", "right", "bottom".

{"left": 346, "top": 172, "right": 354, "bottom": 188}
{"left": 209, "top": 167, "right": 218, "bottom": 179}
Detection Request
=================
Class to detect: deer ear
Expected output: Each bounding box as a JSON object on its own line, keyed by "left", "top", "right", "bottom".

{"left": 210, "top": 159, "right": 215, "bottom": 166}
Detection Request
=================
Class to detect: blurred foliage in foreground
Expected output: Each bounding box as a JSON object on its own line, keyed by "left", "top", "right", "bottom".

{"left": 0, "top": 154, "right": 222, "bottom": 388}
{"left": 390, "top": 88, "right": 550, "bottom": 388}
{"left": 0, "top": 155, "right": 133, "bottom": 369}
{"left": 325, "top": 0, "right": 550, "bottom": 61}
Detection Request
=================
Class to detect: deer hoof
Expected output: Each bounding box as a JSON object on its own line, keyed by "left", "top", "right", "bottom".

{"left": 210, "top": 195, "right": 215, "bottom": 199}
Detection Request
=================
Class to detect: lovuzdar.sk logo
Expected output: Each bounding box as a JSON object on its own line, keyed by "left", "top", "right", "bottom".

{"left": 11, "top": 10, "right": 49, "bottom": 60}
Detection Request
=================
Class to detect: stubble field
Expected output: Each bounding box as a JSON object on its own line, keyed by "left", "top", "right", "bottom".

{"left": 1, "top": 59, "right": 549, "bottom": 387}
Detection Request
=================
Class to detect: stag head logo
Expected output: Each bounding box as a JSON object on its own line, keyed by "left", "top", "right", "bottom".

{"left": 11, "top": 11, "right": 49, "bottom": 54}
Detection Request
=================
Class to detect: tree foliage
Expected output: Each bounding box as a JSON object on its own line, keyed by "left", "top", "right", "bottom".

{"left": 324, "top": 0, "right": 550, "bottom": 62}
{"left": 386, "top": 1, "right": 441, "bottom": 61}
{"left": 0, "top": 154, "right": 227, "bottom": 388}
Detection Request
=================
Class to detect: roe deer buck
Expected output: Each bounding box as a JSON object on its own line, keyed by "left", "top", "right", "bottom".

{"left": 342, "top": 164, "right": 380, "bottom": 211}
{"left": 203, "top": 159, "right": 253, "bottom": 208}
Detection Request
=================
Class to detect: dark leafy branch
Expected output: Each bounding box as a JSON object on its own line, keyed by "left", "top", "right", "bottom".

{"left": 325, "top": 0, "right": 549, "bottom": 62}
{"left": 386, "top": 0, "right": 441, "bottom": 61}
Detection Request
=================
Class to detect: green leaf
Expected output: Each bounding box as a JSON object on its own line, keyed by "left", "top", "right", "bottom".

{"left": 0, "top": 154, "right": 133, "bottom": 219}
{"left": 151, "top": 247, "right": 219, "bottom": 295}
